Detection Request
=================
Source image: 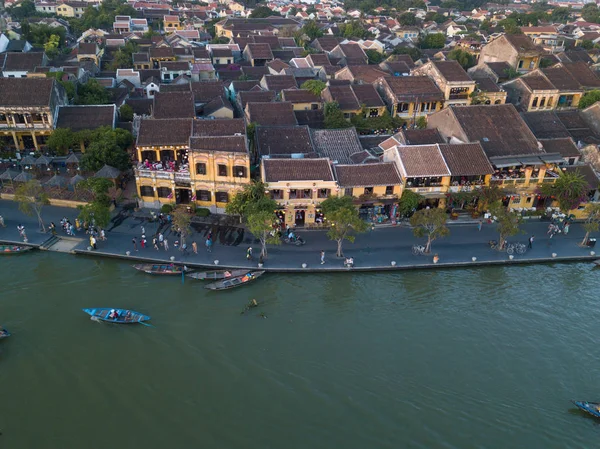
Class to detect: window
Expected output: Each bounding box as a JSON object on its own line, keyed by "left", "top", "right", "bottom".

{"left": 303, "top": 189, "right": 312, "bottom": 199}
{"left": 385, "top": 186, "right": 394, "bottom": 195}
{"left": 369, "top": 108, "right": 378, "bottom": 117}
{"left": 0, "top": 113, "right": 5, "bottom": 122}
{"left": 140, "top": 186, "right": 153, "bottom": 196}
{"left": 311, "top": 104, "right": 319, "bottom": 110}
{"left": 518, "top": 60, "right": 524, "bottom": 69}
{"left": 157, "top": 187, "right": 171, "bottom": 198}
{"left": 271, "top": 189, "right": 283, "bottom": 199}
{"left": 317, "top": 189, "right": 329, "bottom": 198}
{"left": 197, "top": 190, "right": 211, "bottom": 201}
{"left": 397, "top": 103, "right": 409, "bottom": 113}
{"left": 540, "top": 97, "right": 546, "bottom": 107}
{"left": 532, "top": 97, "right": 538, "bottom": 108}
{"left": 364, "top": 187, "right": 373, "bottom": 195}
{"left": 195, "top": 163, "right": 206, "bottom": 175}
{"left": 289, "top": 189, "right": 298, "bottom": 199}
{"left": 233, "top": 165, "right": 246, "bottom": 178}
{"left": 218, "top": 164, "right": 227, "bottom": 176}
{"left": 215, "top": 192, "right": 229, "bottom": 203}
{"left": 547, "top": 97, "right": 553, "bottom": 107}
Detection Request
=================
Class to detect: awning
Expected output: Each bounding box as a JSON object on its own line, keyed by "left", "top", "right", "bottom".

{"left": 489, "top": 157, "right": 521, "bottom": 168}
{"left": 539, "top": 153, "right": 565, "bottom": 164}
{"left": 518, "top": 156, "right": 545, "bottom": 166}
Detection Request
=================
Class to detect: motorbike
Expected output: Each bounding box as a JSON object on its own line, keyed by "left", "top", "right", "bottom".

{"left": 283, "top": 235, "right": 306, "bottom": 246}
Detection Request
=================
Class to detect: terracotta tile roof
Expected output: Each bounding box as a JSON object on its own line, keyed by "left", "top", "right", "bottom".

{"left": 137, "top": 118, "right": 192, "bottom": 146}
{"left": 3, "top": 52, "right": 45, "bottom": 72}
{"left": 153, "top": 91, "right": 195, "bottom": 119}
{"left": 262, "top": 158, "right": 334, "bottom": 182}
{"left": 256, "top": 125, "right": 316, "bottom": 157}
{"left": 438, "top": 143, "right": 494, "bottom": 176}
{"left": 261, "top": 74, "right": 297, "bottom": 92}
{"left": 504, "top": 34, "right": 543, "bottom": 54}
{"left": 396, "top": 145, "right": 451, "bottom": 178}
{"left": 562, "top": 61, "right": 600, "bottom": 89}
{"left": 556, "top": 110, "right": 600, "bottom": 144}
{"left": 294, "top": 109, "right": 325, "bottom": 128}
{"left": 475, "top": 76, "right": 502, "bottom": 93}
{"left": 0, "top": 78, "right": 55, "bottom": 107}
{"left": 521, "top": 111, "right": 571, "bottom": 139}
{"left": 307, "top": 53, "right": 330, "bottom": 67}
{"left": 382, "top": 61, "right": 411, "bottom": 75}
{"left": 278, "top": 37, "right": 297, "bottom": 48}
{"left": 203, "top": 96, "right": 233, "bottom": 116}
{"left": 449, "top": 104, "right": 541, "bottom": 157}
{"left": 281, "top": 89, "right": 320, "bottom": 103}
{"left": 335, "top": 163, "right": 401, "bottom": 187}
{"left": 189, "top": 135, "right": 247, "bottom": 153}
{"left": 392, "top": 54, "right": 415, "bottom": 68}
{"left": 379, "top": 135, "right": 401, "bottom": 151}
{"left": 323, "top": 85, "right": 360, "bottom": 110}
{"left": 191, "top": 81, "right": 225, "bottom": 103}
{"left": 351, "top": 84, "right": 384, "bottom": 108}
{"left": 133, "top": 52, "right": 150, "bottom": 63}
{"left": 485, "top": 61, "right": 512, "bottom": 79}
{"left": 337, "top": 43, "right": 367, "bottom": 61}
{"left": 192, "top": 118, "right": 245, "bottom": 137}
{"left": 540, "top": 66, "right": 580, "bottom": 91}
{"left": 313, "top": 36, "right": 342, "bottom": 52}
{"left": 539, "top": 138, "right": 580, "bottom": 158}
{"left": 212, "top": 48, "right": 233, "bottom": 58}
{"left": 149, "top": 47, "right": 174, "bottom": 59}
{"left": 246, "top": 102, "right": 297, "bottom": 126}
{"left": 246, "top": 43, "right": 274, "bottom": 60}
{"left": 433, "top": 60, "right": 472, "bottom": 82}
{"left": 56, "top": 105, "right": 115, "bottom": 131}
{"left": 230, "top": 80, "right": 260, "bottom": 92}
{"left": 125, "top": 98, "right": 153, "bottom": 116}
{"left": 400, "top": 128, "right": 445, "bottom": 145}
{"left": 381, "top": 76, "right": 444, "bottom": 102}
{"left": 238, "top": 90, "right": 276, "bottom": 108}
{"left": 253, "top": 36, "right": 280, "bottom": 49}
{"left": 160, "top": 61, "right": 189, "bottom": 71}
{"left": 241, "top": 65, "right": 270, "bottom": 79}
{"left": 338, "top": 64, "right": 388, "bottom": 84}
{"left": 78, "top": 42, "right": 97, "bottom": 55}
{"left": 521, "top": 75, "right": 556, "bottom": 91}
{"left": 267, "top": 58, "right": 289, "bottom": 72}
{"left": 311, "top": 128, "right": 364, "bottom": 164}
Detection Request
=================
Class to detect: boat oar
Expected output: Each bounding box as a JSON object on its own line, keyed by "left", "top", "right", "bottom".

{"left": 138, "top": 321, "right": 155, "bottom": 328}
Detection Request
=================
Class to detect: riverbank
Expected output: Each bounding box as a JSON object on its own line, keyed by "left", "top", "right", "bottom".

{"left": 0, "top": 199, "right": 597, "bottom": 272}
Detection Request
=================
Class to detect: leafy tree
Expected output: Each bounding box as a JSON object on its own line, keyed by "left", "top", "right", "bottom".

{"left": 301, "top": 80, "right": 327, "bottom": 96}
{"left": 44, "top": 34, "right": 61, "bottom": 59}
{"left": 419, "top": 33, "right": 445, "bottom": 49}
{"left": 351, "top": 109, "right": 404, "bottom": 133}
{"left": 504, "top": 67, "right": 521, "bottom": 80}
{"left": 7, "top": 0, "right": 37, "bottom": 21}
{"left": 171, "top": 206, "right": 192, "bottom": 249}
{"left": 47, "top": 128, "right": 76, "bottom": 155}
{"left": 324, "top": 102, "right": 352, "bottom": 129}
{"left": 226, "top": 181, "right": 274, "bottom": 223}
{"left": 80, "top": 128, "right": 133, "bottom": 172}
{"left": 76, "top": 79, "right": 111, "bottom": 105}
{"left": 489, "top": 201, "right": 522, "bottom": 249}
{"left": 302, "top": 19, "right": 323, "bottom": 41}
{"left": 15, "top": 180, "right": 50, "bottom": 232}
{"left": 415, "top": 116, "right": 427, "bottom": 129}
{"left": 410, "top": 207, "right": 449, "bottom": 253}
{"left": 289, "top": 7, "right": 298, "bottom": 16}
{"left": 474, "top": 185, "right": 503, "bottom": 212}
{"left": 398, "top": 189, "right": 423, "bottom": 217}
{"left": 365, "top": 49, "right": 385, "bottom": 64}
{"left": 581, "top": 203, "right": 600, "bottom": 245}
{"left": 582, "top": 3, "right": 600, "bottom": 23}
{"left": 338, "top": 20, "right": 370, "bottom": 40}
{"left": 321, "top": 196, "right": 367, "bottom": 257}
{"left": 540, "top": 170, "right": 590, "bottom": 213}
{"left": 392, "top": 46, "right": 421, "bottom": 61}
{"left": 78, "top": 200, "right": 111, "bottom": 230}
{"left": 110, "top": 41, "right": 138, "bottom": 70}
{"left": 498, "top": 18, "right": 522, "bottom": 34}
{"left": 447, "top": 48, "right": 475, "bottom": 69}
{"left": 579, "top": 90, "right": 600, "bottom": 109}
{"left": 119, "top": 104, "right": 134, "bottom": 122}
{"left": 46, "top": 72, "right": 76, "bottom": 101}
{"left": 247, "top": 209, "right": 280, "bottom": 258}
{"left": 551, "top": 7, "right": 572, "bottom": 23}
{"left": 250, "top": 6, "right": 277, "bottom": 18}
{"left": 399, "top": 12, "right": 417, "bottom": 25}
{"left": 79, "top": 177, "right": 113, "bottom": 198}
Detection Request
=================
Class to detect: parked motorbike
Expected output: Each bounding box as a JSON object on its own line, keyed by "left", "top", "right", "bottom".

{"left": 283, "top": 235, "right": 306, "bottom": 246}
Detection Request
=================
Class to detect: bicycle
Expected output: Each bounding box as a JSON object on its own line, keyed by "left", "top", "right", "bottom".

{"left": 412, "top": 244, "right": 426, "bottom": 256}
{"left": 506, "top": 242, "right": 527, "bottom": 255}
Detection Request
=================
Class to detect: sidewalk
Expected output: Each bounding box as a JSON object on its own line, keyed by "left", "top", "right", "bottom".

{"left": 0, "top": 200, "right": 596, "bottom": 272}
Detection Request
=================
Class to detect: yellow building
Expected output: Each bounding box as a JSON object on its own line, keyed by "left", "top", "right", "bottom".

{"left": 164, "top": 15, "right": 183, "bottom": 32}
{"left": 56, "top": 1, "right": 87, "bottom": 18}
{"left": 135, "top": 118, "right": 251, "bottom": 212}
{"left": 479, "top": 34, "right": 544, "bottom": 73}
{"left": 281, "top": 89, "right": 322, "bottom": 111}
{"left": 376, "top": 76, "right": 444, "bottom": 121}
{"left": 412, "top": 60, "right": 477, "bottom": 107}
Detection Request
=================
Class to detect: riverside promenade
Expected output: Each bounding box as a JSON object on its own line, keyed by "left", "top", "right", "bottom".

{"left": 0, "top": 199, "right": 597, "bottom": 271}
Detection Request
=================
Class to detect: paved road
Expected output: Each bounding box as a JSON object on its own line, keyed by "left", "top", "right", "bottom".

{"left": 0, "top": 199, "right": 596, "bottom": 270}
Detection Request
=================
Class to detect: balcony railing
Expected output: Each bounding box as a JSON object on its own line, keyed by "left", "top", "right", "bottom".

{"left": 0, "top": 122, "right": 51, "bottom": 130}
{"left": 448, "top": 93, "right": 469, "bottom": 100}
{"left": 135, "top": 168, "right": 190, "bottom": 182}
{"left": 410, "top": 186, "right": 445, "bottom": 193}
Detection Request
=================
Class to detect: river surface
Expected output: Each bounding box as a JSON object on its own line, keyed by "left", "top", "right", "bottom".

{"left": 1, "top": 252, "right": 599, "bottom": 448}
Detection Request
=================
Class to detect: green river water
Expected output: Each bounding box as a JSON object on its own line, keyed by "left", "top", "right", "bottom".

{"left": 1, "top": 252, "right": 599, "bottom": 448}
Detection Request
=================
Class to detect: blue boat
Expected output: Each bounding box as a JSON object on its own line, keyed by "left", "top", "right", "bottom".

{"left": 0, "top": 328, "right": 10, "bottom": 339}
{"left": 572, "top": 400, "right": 600, "bottom": 418}
{"left": 82, "top": 308, "right": 151, "bottom": 324}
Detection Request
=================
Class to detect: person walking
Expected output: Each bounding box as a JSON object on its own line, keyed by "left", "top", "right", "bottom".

{"left": 153, "top": 237, "right": 159, "bottom": 250}
{"left": 478, "top": 219, "right": 483, "bottom": 232}
{"left": 163, "top": 239, "right": 169, "bottom": 251}
{"left": 132, "top": 237, "right": 138, "bottom": 251}
{"left": 192, "top": 241, "right": 198, "bottom": 254}
{"left": 158, "top": 233, "right": 164, "bottom": 246}
{"left": 246, "top": 247, "right": 253, "bottom": 260}
{"left": 564, "top": 222, "right": 570, "bottom": 235}
{"left": 140, "top": 236, "right": 146, "bottom": 249}
{"left": 0, "top": 215, "right": 5, "bottom": 227}
{"left": 90, "top": 235, "right": 97, "bottom": 250}
{"left": 528, "top": 235, "right": 534, "bottom": 249}
{"left": 100, "top": 229, "right": 106, "bottom": 241}
{"left": 320, "top": 250, "right": 325, "bottom": 265}
{"left": 141, "top": 226, "right": 145, "bottom": 236}
{"left": 205, "top": 237, "right": 212, "bottom": 253}
{"left": 17, "top": 224, "right": 24, "bottom": 237}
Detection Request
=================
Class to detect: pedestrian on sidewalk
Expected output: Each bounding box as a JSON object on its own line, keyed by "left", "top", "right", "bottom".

{"left": 0, "top": 215, "right": 5, "bottom": 227}
{"left": 528, "top": 235, "right": 534, "bottom": 249}
{"left": 205, "top": 237, "right": 212, "bottom": 253}
{"left": 192, "top": 241, "right": 198, "bottom": 254}
{"left": 69, "top": 223, "right": 75, "bottom": 236}
{"left": 141, "top": 236, "right": 146, "bottom": 249}
{"left": 50, "top": 222, "right": 56, "bottom": 236}
{"left": 75, "top": 218, "right": 81, "bottom": 231}
{"left": 17, "top": 224, "right": 24, "bottom": 237}
{"left": 158, "top": 233, "right": 164, "bottom": 246}
{"left": 320, "top": 250, "right": 325, "bottom": 265}
{"left": 152, "top": 237, "right": 158, "bottom": 250}
{"left": 100, "top": 229, "right": 106, "bottom": 241}
{"left": 141, "top": 225, "right": 145, "bottom": 236}
{"left": 478, "top": 219, "right": 483, "bottom": 231}
{"left": 132, "top": 237, "right": 138, "bottom": 251}
{"left": 246, "top": 247, "right": 253, "bottom": 260}
{"left": 163, "top": 239, "right": 169, "bottom": 251}
{"left": 564, "top": 222, "right": 570, "bottom": 235}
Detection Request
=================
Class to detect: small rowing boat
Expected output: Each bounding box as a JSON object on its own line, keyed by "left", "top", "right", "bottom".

{"left": 82, "top": 308, "right": 151, "bottom": 324}
{"left": 132, "top": 263, "right": 188, "bottom": 275}
{"left": 0, "top": 328, "right": 10, "bottom": 339}
{"left": 187, "top": 269, "right": 247, "bottom": 280}
{"left": 572, "top": 400, "right": 600, "bottom": 418}
{"left": 0, "top": 245, "right": 32, "bottom": 254}
{"left": 205, "top": 271, "right": 265, "bottom": 290}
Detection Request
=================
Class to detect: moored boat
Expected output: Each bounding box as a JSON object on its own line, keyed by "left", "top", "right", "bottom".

{"left": 205, "top": 271, "right": 265, "bottom": 290}
{"left": 572, "top": 400, "right": 600, "bottom": 418}
{"left": 132, "top": 263, "right": 188, "bottom": 275}
{"left": 82, "top": 308, "right": 151, "bottom": 324}
{"left": 0, "top": 328, "right": 10, "bottom": 339}
{"left": 0, "top": 245, "right": 32, "bottom": 254}
{"left": 187, "top": 269, "right": 247, "bottom": 280}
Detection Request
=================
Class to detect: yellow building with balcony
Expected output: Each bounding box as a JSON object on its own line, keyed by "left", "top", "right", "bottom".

{"left": 376, "top": 76, "right": 444, "bottom": 123}
{"left": 411, "top": 60, "right": 477, "bottom": 107}
{"left": 135, "top": 118, "right": 251, "bottom": 212}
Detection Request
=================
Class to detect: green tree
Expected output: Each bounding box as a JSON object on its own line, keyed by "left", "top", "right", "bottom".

{"left": 392, "top": 46, "right": 421, "bottom": 61}
{"left": 504, "top": 67, "right": 521, "bottom": 80}
{"left": 498, "top": 18, "right": 522, "bottom": 34}
{"left": 172, "top": 206, "right": 192, "bottom": 249}
{"left": 398, "top": 190, "right": 423, "bottom": 217}
{"left": 15, "top": 180, "right": 50, "bottom": 232}
{"left": 226, "top": 181, "right": 273, "bottom": 223}
{"left": 247, "top": 208, "right": 280, "bottom": 258}
{"left": 399, "top": 12, "right": 417, "bottom": 25}
{"left": 581, "top": 203, "right": 600, "bottom": 245}
{"left": 76, "top": 79, "right": 111, "bottom": 105}
{"left": 365, "top": 49, "right": 385, "bottom": 64}
{"left": 579, "top": 90, "right": 600, "bottom": 109}
{"left": 80, "top": 128, "right": 133, "bottom": 172}
{"left": 79, "top": 177, "right": 113, "bottom": 197}
{"left": 250, "top": 6, "right": 277, "bottom": 18}
{"left": 119, "top": 104, "right": 134, "bottom": 122}
{"left": 324, "top": 102, "right": 352, "bottom": 129}
{"left": 302, "top": 19, "right": 323, "bottom": 41}
{"left": 410, "top": 207, "right": 449, "bottom": 253}
{"left": 540, "top": 170, "right": 590, "bottom": 213}
{"left": 46, "top": 72, "right": 76, "bottom": 101}
{"left": 338, "top": 20, "right": 370, "bottom": 40}
{"left": 419, "top": 33, "right": 445, "bottom": 49}
{"left": 43, "top": 34, "right": 61, "bottom": 59}
{"left": 301, "top": 80, "right": 327, "bottom": 96}
{"left": 474, "top": 185, "right": 503, "bottom": 212}
{"left": 415, "top": 116, "right": 427, "bottom": 129}
{"left": 78, "top": 200, "right": 111, "bottom": 231}
{"left": 582, "top": 3, "right": 600, "bottom": 23}
{"left": 7, "top": 0, "right": 37, "bottom": 21}
{"left": 447, "top": 48, "right": 476, "bottom": 69}
{"left": 321, "top": 196, "right": 367, "bottom": 257}
{"left": 489, "top": 201, "right": 522, "bottom": 249}
{"left": 110, "top": 41, "right": 138, "bottom": 70}
{"left": 551, "top": 7, "right": 572, "bottom": 23}
{"left": 47, "top": 128, "right": 76, "bottom": 155}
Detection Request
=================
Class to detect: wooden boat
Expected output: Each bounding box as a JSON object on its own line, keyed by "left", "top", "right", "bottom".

{"left": 0, "top": 328, "right": 10, "bottom": 339}
{"left": 572, "top": 401, "right": 600, "bottom": 418}
{"left": 0, "top": 245, "right": 32, "bottom": 254}
{"left": 205, "top": 271, "right": 265, "bottom": 291}
{"left": 132, "top": 263, "right": 188, "bottom": 275}
{"left": 82, "top": 308, "right": 151, "bottom": 324}
{"left": 187, "top": 269, "right": 247, "bottom": 280}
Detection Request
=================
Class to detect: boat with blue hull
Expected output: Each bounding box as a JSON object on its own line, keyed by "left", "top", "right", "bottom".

{"left": 82, "top": 308, "right": 151, "bottom": 324}
{"left": 572, "top": 400, "right": 600, "bottom": 418}
{"left": 0, "top": 328, "right": 10, "bottom": 339}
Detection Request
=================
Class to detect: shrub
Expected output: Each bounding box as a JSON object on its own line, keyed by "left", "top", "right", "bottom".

{"left": 161, "top": 204, "right": 174, "bottom": 213}
{"left": 196, "top": 207, "right": 211, "bottom": 217}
